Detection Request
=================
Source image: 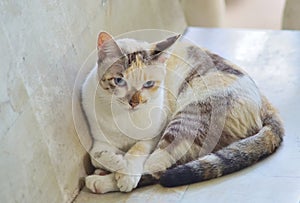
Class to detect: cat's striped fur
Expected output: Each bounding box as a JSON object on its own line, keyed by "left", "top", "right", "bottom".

{"left": 142, "top": 42, "right": 284, "bottom": 187}
{"left": 83, "top": 32, "right": 284, "bottom": 193}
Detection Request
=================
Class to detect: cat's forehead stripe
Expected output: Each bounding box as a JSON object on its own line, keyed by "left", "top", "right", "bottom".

{"left": 124, "top": 53, "right": 148, "bottom": 74}
{"left": 125, "top": 51, "right": 150, "bottom": 68}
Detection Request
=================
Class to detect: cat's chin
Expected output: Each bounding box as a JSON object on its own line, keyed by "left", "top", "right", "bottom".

{"left": 113, "top": 103, "right": 140, "bottom": 112}
{"left": 129, "top": 107, "right": 139, "bottom": 112}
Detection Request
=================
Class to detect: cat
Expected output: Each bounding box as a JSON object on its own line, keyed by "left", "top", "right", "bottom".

{"left": 81, "top": 31, "right": 284, "bottom": 193}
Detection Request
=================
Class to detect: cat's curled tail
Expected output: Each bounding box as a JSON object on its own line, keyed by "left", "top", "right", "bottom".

{"left": 159, "top": 96, "right": 284, "bottom": 187}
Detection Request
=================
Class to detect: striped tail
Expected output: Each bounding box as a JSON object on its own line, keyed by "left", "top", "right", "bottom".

{"left": 159, "top": 98, "right": 284, "bottom": 187}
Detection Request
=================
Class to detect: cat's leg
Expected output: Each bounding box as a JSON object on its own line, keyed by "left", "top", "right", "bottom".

{"left": 144, "top": 117, "right": 196, "bottom": 177}
{"left": 144, "top": 147, "right": 176, "bottom": 179}
{"left": 90, "top": 141, "right": 126, "bottom": 172}
{"left": 144, "top": 100, "right": 222, "bottom": 178}
{"left": 115, "top": 140, "right": 157, "bottom": 192}
{"left": 85, "top": 173, "right": 119, "bottom": 194}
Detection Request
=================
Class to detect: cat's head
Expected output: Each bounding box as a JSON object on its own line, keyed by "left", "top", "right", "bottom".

{"left": 96, "top": 31, "right": 180, "bottom": 110}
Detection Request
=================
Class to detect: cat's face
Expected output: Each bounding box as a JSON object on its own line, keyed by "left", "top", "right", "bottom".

{"left": 96, "top": 32, "right": 179, "bottom": 110}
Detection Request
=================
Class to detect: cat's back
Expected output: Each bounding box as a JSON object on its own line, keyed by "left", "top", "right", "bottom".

{"left": 166, "top": 42, "right": 263, "bottom": 143}
{"left": 166, "top": 41, "right": 260, "bottom": 105}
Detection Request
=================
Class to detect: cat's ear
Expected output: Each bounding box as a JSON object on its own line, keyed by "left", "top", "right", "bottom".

{"left": 150, "top": 34, "right": 181, "bottom": 62}
{"left": 97, "top": 32, "right": 123, "bottom": 60}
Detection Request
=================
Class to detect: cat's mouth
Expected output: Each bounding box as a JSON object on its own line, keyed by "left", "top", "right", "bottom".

{"left": 129, "top": 107, "right": 139, "bottom": 112}
{"left": 116, "top": 99, "right": 142, "bottom": 112}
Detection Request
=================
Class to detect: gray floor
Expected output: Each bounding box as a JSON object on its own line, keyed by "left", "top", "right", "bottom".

{"left": 75, "top": 27, "right": 300, "bottom": 203}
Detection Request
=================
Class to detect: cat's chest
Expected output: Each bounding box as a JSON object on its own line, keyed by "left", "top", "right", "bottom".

{"left": 95, "top": 103, "right": 168, "bottom": 149}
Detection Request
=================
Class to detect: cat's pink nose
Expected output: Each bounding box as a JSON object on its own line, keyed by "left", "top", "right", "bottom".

{"left": 129, "top": 100, "right": 139, "bottom": 108}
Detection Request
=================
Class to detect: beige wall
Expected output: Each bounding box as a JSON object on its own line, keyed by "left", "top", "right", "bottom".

{"left": 0, "top": 1, "right": 186, "bottom": 202}
{"left": 180, "top": 0, "right": 225, "bottom": 27}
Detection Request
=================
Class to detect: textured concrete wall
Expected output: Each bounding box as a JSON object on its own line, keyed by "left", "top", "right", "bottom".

{"left": 0, "top": 1, "right": 186, "bottom": 202}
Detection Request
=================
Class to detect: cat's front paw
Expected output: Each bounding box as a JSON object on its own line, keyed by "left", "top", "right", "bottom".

{"left": 85, "top": 174, "right": 118, "bottom": 194}
{"left": 92, "top": 151, "right": 126, "bottom": 172}
{"left": 144, "top": 149, "right": 174, "bottom": 178}
{"left": 115, "top": 172, "right": 141, "bottom": 192}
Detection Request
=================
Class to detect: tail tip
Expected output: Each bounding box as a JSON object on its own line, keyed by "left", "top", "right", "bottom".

{"left": 159, "top": 165, "right": 200, "bottom": 187}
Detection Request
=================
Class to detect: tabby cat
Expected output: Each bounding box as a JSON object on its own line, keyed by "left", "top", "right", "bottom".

{"left": 81, "top": 31, "right": 284, "bottom": 193}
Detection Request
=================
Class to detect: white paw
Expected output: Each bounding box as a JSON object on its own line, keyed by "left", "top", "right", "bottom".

{"left": 85, "top": 174, "right": 118, "bottom": 194}
{"left": 92, "top": 151, "right": 126, "bottom": 172}
{"left": 144, "top": 149, "right": 174, "bottom": 177}
{"left": 115, "top": 172, "right": 141, "bottom": 192}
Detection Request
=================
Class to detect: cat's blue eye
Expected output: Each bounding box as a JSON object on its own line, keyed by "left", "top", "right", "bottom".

{"left": 114, "top": 77, "right": 127, "bottom": 87}
{"left": 143, "top": 81, "right": 155, "bottom": 88}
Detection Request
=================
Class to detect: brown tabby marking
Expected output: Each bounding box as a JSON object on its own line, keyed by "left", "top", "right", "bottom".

{"left": 177, "top": 67, "right": 202, "bottom": 96}
{"left": 126, "top": 51, "right": 150, "bottom": 67}
{"left": 176, "top": 46, "right": 214, "bottom": 95}
{"left": 159, "top": 99, "right": 215, "bottom": 153}
{"left": 125, "top": 54, "right": 147, "bottom": 74}
{"left": 158, "top": 92, "right": 239, "bottom": 165}
{"left": 206, "top": 52, "right": 244, "bottom": 76}
{"left": 100, "top": 78, "right": 116, "bottom": 91}
{"left": 177, "top": 47, "right": 244, "bottom": 96}
{"left": 158, "top": 94, "right": 284, "bottom": 187}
